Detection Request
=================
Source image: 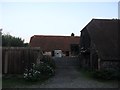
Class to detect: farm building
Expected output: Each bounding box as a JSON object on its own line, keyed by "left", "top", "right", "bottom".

{"left": 80, "top": 19, "right": 120, "bottom": 70}
{"left": 29, "top": 35, "right": 80, "bottom": 57}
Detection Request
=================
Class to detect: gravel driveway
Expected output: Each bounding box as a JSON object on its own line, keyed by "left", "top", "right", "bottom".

{"left": 27, "top": 57, "right": 119, "bottom": 88}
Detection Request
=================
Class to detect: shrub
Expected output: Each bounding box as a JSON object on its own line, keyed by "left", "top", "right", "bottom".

{"left": 23, "top": 55, "right": 56, "bottom": 82}
{"left": 92, "top": 69, "right": 120, "bottom": 80}
{"left": 35, "top": 61, "right": 55, "bottom": 76}
{"left": 23, "top": 63, "right": 41, "bottom": 81}
{"left": 41, "top": 55, "right": 56, "bottom": 69}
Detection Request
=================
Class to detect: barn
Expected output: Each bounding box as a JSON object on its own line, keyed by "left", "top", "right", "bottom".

{"left": 80, "top": 19, "right": 120, "bottom": 70}
{"left": 29, "top": 35, "right": 80, "bottom": 57}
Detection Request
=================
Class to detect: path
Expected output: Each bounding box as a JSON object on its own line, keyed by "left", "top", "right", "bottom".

{"left": 26, "top": 57, "right": 119, "bottom": 88}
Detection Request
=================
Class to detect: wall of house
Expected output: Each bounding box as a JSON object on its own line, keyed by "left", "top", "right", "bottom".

{"left": 43, "top": 51, "right": 52, "bottom": 56}
{"left": 100, "top": 60, "right": 120, "bottom": 70}
{"left": 90, "top": 42, "right": 99, "bottom": 70}
{"left": 54, "top": 50, "right": 62, "bottom": 57}
{"left": 80, "top": 29, "right": 101, "bottom": 70}
{"left": 79, "top": 20, "right": 120, "bottom": 71}
{"left": 70, "top": 44, "right": 79, "bottom": 56}
{"left": 80, "top": 29, "right": 91, "bottom": 50}
{"left": 79, "top": 29, "right": 91, "bottom": 69}
{"left": 90, "top": 41, "right": 120, "bottom": 70}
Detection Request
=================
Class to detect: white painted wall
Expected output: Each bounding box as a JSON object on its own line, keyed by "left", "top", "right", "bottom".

{"left": 44, "top": 52, "right": 51, "bottom": 56}
{"left": 54, "top": 50, "right": 62, "bottom": 57}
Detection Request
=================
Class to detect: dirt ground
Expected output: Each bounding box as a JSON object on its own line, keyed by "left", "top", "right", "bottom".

{"left": 18, "top": 57, "right": 119, "bottom": 88}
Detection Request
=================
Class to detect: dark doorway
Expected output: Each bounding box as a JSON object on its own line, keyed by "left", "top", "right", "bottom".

{"left": 92, "top": 53, "right": 98, "bottom": 69}
{"left": 52, "top": 51, "right": 54, "bottom": 56}
{"left": 66, "top": 51, "right": 69, "bottom": 56}
{"left": 70, "top": 44, "right": 79, "bottom": 56}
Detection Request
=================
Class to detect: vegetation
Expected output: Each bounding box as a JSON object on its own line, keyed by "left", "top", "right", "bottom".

{"left": 91, "top": 69, "right": 120, "bottom": 81}
{"left": 23, "top": 55, "right": 55, "bottom": 82}
{"left": 3, "top": 55, "right": 56, "bottom": 87}
{"left": 41, "top": 55, "right": 56, "bottom": 69}
{"left": 2, "top": 34, "right": 28, "bottom": 47}
{"left": 2, "top": 74, "right": 47, "bottom": 88}
{"left": 80, "top": 68, "right": 120, "bottom": 81}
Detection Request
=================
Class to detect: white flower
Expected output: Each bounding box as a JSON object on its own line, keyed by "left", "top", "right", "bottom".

{"left": 24, "top": 75, "right": 27, "bottom": 78}
{"left": 32, "top": 63, "right": 36, "bottom": 67}
{"left": 25, "top": 69, "right": 28, "bottom": 71}
{"left": 24, "top": 73, "right": 27, "bottom": 76}
{"left": 40, "top": 61, "right": 44, "bottom": 64}
{"left": 38, "top": 71, "right": 41, "bottom": 74}
{"left": 29, "top": 73, "right": 31, "bottom": 75}
{"left": 47, "top": 66, "right": 50, "bottom": 68}
{"left": 30, "top": 69, "right": 33, "bottom": 71}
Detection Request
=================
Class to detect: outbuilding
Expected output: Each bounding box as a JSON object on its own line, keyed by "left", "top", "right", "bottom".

{"left": 80, "top": 19, "right": 120, "bottom": 70}
{"left": 29, "top": 35, "right": 80, "bottom": 57}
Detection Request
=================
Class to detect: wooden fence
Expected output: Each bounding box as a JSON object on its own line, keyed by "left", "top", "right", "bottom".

{"left": 2, "top": 47, "right": 43, "bottom": 74}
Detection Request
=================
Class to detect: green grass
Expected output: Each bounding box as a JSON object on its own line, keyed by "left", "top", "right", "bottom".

{"left": 0, "top": 77, "right": 2, "bottom": 89}
{"left": 2, "top": 74, "right": 51, "bottom": 88}
{"left": 78, "top": 68, "right": 120, "bottom": 83}
{"left": 78, "top": 68, "right": 93, "bottom": 79}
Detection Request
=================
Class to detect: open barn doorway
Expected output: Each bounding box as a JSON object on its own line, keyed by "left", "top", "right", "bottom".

{"left": 70, "top": 44, "right": 79, "bottom": 56}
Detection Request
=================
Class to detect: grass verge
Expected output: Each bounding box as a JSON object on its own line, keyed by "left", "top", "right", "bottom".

{"left": 2, "top": 74, "right": 51, "bottom": 88}
{"left": 78, "top": 68, "right": 120, "bottom": 82}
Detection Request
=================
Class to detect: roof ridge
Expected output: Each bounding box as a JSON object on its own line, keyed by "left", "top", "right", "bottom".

{"left": 92, "top": 18, "right": 120, "bottom": 21}
{"left": 33, "top": 35, "right": 80, "bottom": 37}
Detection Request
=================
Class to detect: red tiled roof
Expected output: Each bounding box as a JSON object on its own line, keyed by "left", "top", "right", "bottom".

{"left": 29, "top": 35, "right": 80, "bottom": 51}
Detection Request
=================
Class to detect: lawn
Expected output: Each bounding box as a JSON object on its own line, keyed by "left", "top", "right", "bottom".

{"left": 2, "top": 74, "right": 50, "bottom": 88}
{"left": 78, "top": 68, "right": 120, "bottom": 83}
{"left": 0, "top": 77, "right": 2, "bottom": 89}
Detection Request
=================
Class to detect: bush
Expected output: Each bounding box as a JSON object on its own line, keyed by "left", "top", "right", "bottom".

{"left": 23, "top": 63, "right": 41, "bottom": 81}
{"left": 92, "top": 69, "right": 120, "bottom": 80}
{"left": 23, "top": 55, "right": 56, "bottom": 82}
{"left": 35, "top": 61, "right": 55, "bottom": 76}
{"left": 41, "top": 55, "right": 56, "bottom": 69}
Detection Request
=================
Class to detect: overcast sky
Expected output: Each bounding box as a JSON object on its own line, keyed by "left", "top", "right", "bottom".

{"left": 0, "top": 0, "right": 119, "bottom": 43}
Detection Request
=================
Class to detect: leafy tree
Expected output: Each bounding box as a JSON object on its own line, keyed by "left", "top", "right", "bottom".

{"left": 2, "top": 34, "right": 28, "bottom": 47}
{"left": 24, "top": 43, "right": 29, "bottom": 47}
{"left": 0, "top": 29, "right": 2, "bottom": 36}
{"left": 0, "top": 29, "right": 2, "bottom": 46}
